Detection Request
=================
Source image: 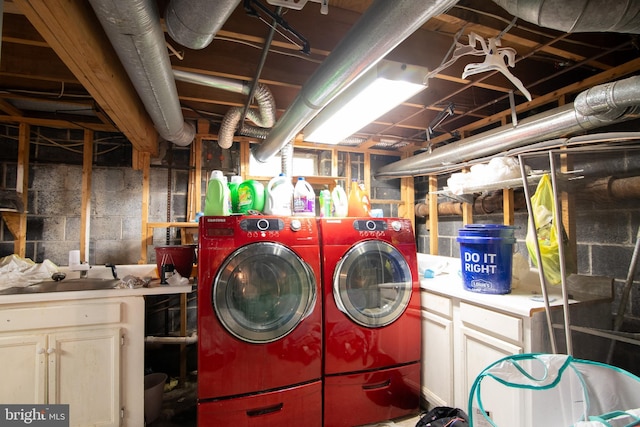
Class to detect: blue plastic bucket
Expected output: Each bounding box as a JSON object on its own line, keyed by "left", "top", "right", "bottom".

{"left": 457, "top": 225, "right": 516, "bottom": 294}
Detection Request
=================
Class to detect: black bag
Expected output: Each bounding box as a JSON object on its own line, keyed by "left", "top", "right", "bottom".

{"left": 415, "top": 406, "right": 469, "bottom": 427}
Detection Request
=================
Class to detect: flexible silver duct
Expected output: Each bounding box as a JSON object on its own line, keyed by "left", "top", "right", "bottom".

{"left": 218, "top": 84, "right": 276, "bottom": 149}
{"left": 281, "top": 140, "right": 294, "bottom": 177}
{"left": 493, "top": 0, "right": 640, "bottom": 33}
{"left": 88, "top": 0, "right": 195, "bottom": 146}
{"left": 376, "top": 75, "right": 640, "bottom": 178}
{"left": 165, "top": 0, "right": 241, "bottom": 49}
{"left": 252, "top": 0, "right": 459, "bottom": 163}
{"left": 173, "top": 69, "right": 276, "bottom": 149}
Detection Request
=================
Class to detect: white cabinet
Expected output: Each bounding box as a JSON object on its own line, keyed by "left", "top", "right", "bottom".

{"left": 0, "top": 296, "right": 145, "bottom": 426}
{"left": 421, "top": 292, "right": 528, "bottom": 421}
{"left": 421, "top": 279, "right": 610, "bottom": 425}
{"left": 0, "top": 334, "right": 47, "bottom": 403}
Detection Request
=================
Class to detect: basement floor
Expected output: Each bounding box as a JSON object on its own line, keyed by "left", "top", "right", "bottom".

{"left": 147, "top": 373, "right": 197, "bottom": 427}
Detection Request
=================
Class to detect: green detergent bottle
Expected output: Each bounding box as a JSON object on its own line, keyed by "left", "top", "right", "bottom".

{"left": 204, "top": 170, "right": 230, "bottom": 216}
{"left": 228, "top": 175, "right": 242, "bottom": 213}
{"left": 237, "top": 179, "right": 265, "bottom": 214}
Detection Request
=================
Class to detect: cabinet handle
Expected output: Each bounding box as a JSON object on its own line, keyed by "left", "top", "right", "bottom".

{"left": 246, "top": 403, "right": 283, "bottom": 417}
{"left": 362, "top": 378, "right": 391, "bottom": 390}
{"left": 46, "top": 348, "right": 55, "bottom": 354}
{"left": 37, "top": 348, "right": 45, "bottom": 355}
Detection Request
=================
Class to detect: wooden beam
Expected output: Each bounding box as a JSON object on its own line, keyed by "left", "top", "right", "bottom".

{"left": 80, "top": 129, "right": 93, "bottom": 263}
{"left": 13, "top": 0, "right": 159, "bottom": 154}
{"left": 139, "top": 151, "right": 151, "bottom": 264}
{"left": 13, "top": 123, "right": 30, "bottom": 256}
{"left": 0, "top": 99, "right": 23, "bottom": 116}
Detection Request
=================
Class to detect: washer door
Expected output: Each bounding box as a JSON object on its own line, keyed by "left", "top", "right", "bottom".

{"left": 213, "top": 242, "right": 317, "bottom": 343}
{"left": 333, "top": 240, "right": 412, "bottom": 328}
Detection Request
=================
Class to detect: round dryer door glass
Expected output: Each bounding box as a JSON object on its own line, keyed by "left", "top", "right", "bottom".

{"left": 333, "top": 240, "right": 412, "bottom": 328}
{"left": 213, "top": 242, "right": 317, "bottom": 343}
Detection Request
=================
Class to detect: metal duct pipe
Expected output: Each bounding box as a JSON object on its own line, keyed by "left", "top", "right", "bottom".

{"left": 252, "top": 0, "right": 459, "bottom": 162}
{"left": 376, "top": 75, "right": 640, "bottom": 178}
{"left": 173, "top": 69, "right": 276, "bottom": 149}
{"left": 165, "top": 0, "right": 241, "bottom": 49}
{"left": 88, "top": 0, "right": 195, "bottom": 146}
{"left": 492, "top": 0, "right": 640, "bottom": 33}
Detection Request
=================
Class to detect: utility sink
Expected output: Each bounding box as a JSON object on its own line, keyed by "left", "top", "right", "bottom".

{"left": 0, "top": 278, "right": 121, "bottom": 295}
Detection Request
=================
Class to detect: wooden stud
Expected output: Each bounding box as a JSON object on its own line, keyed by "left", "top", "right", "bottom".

{"left": 80, "top": 129, "right": 93, "bottom": 263}
{"left": 503, "top": 188, "right": 515, "bottom": 226}
{"left": 139, "top": 151, "right": 151, "bottom": 264}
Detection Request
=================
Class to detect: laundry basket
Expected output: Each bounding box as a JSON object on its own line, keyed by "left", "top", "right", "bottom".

{"left": 468, "top": 353, "right": 640, "bottom": 427}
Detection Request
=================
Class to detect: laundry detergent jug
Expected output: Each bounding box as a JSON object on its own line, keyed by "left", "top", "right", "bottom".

{"left": 319, "top": 186, "right": 331, "bottom": 217}
{"left": 204, "top": 170, "right": 230, "bottom": 216}
{"left": 331, "top": 184, "right": 348, "bottom": 217}
{"left": 237, "top": 179, "right": 265, "bottom": 214}
{"left": 264, "top": 174, "right": 294, "bottom": 216}
{"left": 228, "top": 175, "right": 242, "bottom": 213}
{"left": 293, "top": 177, "right": 315, "bottom": 216}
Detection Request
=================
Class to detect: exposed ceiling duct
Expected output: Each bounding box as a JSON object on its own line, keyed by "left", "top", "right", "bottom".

{"left": 493, "top": 0, "right": 640, "bottom": 33}
{"left": 252, "top": 0, "right": 459, "bottom": 163}
{"left": 165, "top": 0, "right": 241, "bottom": 50}
{"left": 88, "top": 0, "right": 195, "bottom": 146}
{"left": 375, "top": 0, "right": 640, "bottom": 178}
{"left": 375, "top": 75, "right": 640, "bottom": 179}
{"left": 173, "top": 69, "right": 276, "bottom": 149}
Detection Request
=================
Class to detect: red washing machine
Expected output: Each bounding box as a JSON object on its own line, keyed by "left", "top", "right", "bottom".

{"left": 319, "top": 217, "right": 421, "bottom": 427}
{"left": 197, "top": 216, "right": 322, "bottom": 427}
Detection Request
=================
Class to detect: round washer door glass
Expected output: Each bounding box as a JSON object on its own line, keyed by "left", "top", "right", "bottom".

{"left": 334, "top": 240, "right": 412, "bottom": 328}
{"left": 213, "top": 242, "right": 317, "bottom": 343}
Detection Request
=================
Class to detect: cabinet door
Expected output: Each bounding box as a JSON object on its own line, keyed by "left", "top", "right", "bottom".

{"left": 460, "top": 326, "right": 522, "bottom": 426}
{"left": 421, "top": 310, "right": 453, "bottom": 406}
{"left": 48, "top": 327, "right": 121, "bottom": 427}
{"left": 0, "top": 335, "right": 47, "bottom": 404}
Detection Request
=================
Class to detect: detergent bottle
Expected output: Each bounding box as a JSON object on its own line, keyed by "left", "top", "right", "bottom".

{"left": 348, "top": 179, "right": 369, "bottom": 217}
{"left": 264, "top": 174, "right": 294, "bottom": 216}
{"left": 204, "top": 170, "right": 230, "bottom": 216}
{"left": 331, "top": 184, "right": 348, "bottom": 217}
{"left": 237, "top": 179, "right": 265, "bottom": 214}
{"left": 293, "top": 177, "right": 315, "bottom": 216}
{"left": 228, "top": 175, "right": 242, "bottom": 213}
{"left": 319, "top": 186, "right": 331, "bottom": 217}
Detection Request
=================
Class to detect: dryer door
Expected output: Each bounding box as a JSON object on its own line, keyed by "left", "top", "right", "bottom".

{"left": 213, "top": 241, "right": 317, "bottom": 343}
{"left": 333, "top": 240, "right": 412, "bottom": 328}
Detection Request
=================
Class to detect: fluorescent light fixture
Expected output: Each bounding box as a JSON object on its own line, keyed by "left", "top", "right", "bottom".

{"left": 303, "top": 60, "right": 429, "bottom": 145}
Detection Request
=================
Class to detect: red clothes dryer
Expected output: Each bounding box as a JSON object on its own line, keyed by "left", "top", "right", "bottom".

{"left": 197, "top": 216, "right": 322, "bottom": 427}
{"left": 319, "top": 218, "right": 421, "bottom": 427}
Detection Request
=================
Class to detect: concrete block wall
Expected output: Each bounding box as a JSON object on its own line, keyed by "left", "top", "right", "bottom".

{"left": 0, "top": 162, "right": 194, "bottom": 267}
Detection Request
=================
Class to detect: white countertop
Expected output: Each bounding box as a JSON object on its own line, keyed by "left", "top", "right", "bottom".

{"left": 418, "top": 254, "right": 586, "bottom": 317}
{"left": 0, "top": 263, "right": 194, "bottom": 305}
{"left": 0, "top": 282, "right": 194, "bottom": 305}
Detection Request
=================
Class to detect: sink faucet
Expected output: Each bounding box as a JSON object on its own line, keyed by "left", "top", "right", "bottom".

{"left": 69, "top": 250, "right": 90, "bottom": 278}
{"left": 105, "top": 263, "right": 118, "bottom": 279}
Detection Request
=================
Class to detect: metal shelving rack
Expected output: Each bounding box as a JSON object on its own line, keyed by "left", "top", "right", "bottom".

{"left": 518, "top": 147, "right": 640, "bottom": 361}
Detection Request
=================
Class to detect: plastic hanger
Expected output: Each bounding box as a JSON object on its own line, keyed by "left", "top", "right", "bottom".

{"left": 425, "top": 27, "right": 488, "bottom": 80}
{"left": 462, "top": 32, "right": 532, "bottom": 101}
